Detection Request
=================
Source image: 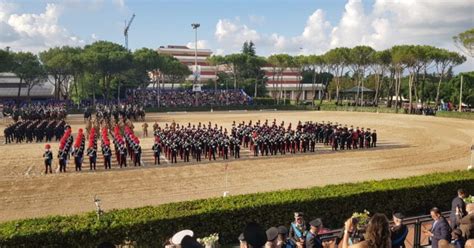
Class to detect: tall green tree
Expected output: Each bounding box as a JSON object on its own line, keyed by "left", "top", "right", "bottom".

{"left": 371, "top": 49, "right": 391, "bottom": 105}
{"left": 133, "top": 48, "right": 164, "bottom": 89}
{"left": 82, "top": 41, "right": 132, "bottom": 102}
{"left": 39, "top": 46, "right": 79, "bottom": 99}
{"left": 349, "top": 46, "right": 376, "bottom": 106}
{"left": 432, "top": 48, "right": 466, "bottom": 105}
{"left": 242, "top": 41, "right": 256, "bottom": 56}
{"left": 0, "top": 49, "right": 13, "bottom": 72}
{"left": 161, "top": 56, "right": 191, "bottom": 89}
{"left": 11, "top": 52, "right": 45, "bottom": 99}
{"left": 325, "top": 47, "right": 350, "bottom": 104}
{"left": 206, "top": 55, "right": 226, "bottom": 90}
{"left": 453, "top": 28, "right": 474, "bottom": 58}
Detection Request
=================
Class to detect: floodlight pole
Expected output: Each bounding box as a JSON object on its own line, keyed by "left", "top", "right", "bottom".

{"left": 191, "top": 23, "right": 200, "bottom": 86}
{"left": 459, "top": 74, "right": 463, "bottom": 112}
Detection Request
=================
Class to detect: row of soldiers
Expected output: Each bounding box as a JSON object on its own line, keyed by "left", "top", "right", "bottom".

{"left": 4, "top": 120, "right": 66, "bottom": 144}
{"left": 152, "top": 122, "right": 241, "bottom": 164}
{"left": 110, "top": 125, "right": 142, "bottom": 168}
{"left": 83, "top": 104, "right": 145, "bottom": 123}
{"left": 3, "top": 103, "right": 67, "bottom": 121}
{"left": 232, "top": 119, "right": 377, "bottom": 155}
{"left": 42, "top": 126, "right": 135, "bottom": 174}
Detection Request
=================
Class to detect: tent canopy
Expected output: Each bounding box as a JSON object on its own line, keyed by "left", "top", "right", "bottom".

{"left": 341, "top": 86, "right": 374, "bottom": 94}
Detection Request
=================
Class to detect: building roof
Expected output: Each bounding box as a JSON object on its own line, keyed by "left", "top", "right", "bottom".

{"left": 0, "top": 72, "right": 54, "bottom": 98}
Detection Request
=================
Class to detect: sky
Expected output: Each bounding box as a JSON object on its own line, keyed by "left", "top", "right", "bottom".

{"left": 1, "top": 0, "right": 473, "bottom": 71}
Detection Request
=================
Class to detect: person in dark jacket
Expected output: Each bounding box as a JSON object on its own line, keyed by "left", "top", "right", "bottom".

{"left": 391, "top": 212, "right": 408, "bottom": 248}
{"left": 424, "top": 207, "right": 452, "bottom": 248}
{"left": 289, "top": 212, "right": 309, "bottom": 246}
{"left": 43, "top": 144, "right": 53, "bottom": 174}
{"left": 451, "top": 189, "right": 468, "bottom": 229}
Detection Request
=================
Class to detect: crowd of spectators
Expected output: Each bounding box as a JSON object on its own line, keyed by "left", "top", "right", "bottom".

{"left": 125, "top": 89, "right": 252, "bottom": 108}
{"left": 153, "top": 188, "right": 472, "bottom": 248}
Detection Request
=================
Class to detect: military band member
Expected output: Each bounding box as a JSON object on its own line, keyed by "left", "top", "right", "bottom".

{"left": 371, "top": 130, "right": 377, "bottom": 147}
{"left": 43, "top": 144, "right": 53, "bottom": 174}
{"left": 102, "top": 142, "right": 112, "bottom": 169}
{"left": 58, "top": 147, "right": 67, "bottom": 173}
{"left": 119, "top": 143, "right": 127, "bottom": 168}
{"left": 72, "top": 146, "right": 83, "bottom": 172}
{"left": 87, "top": 145, "right": 97, "bottom": 170}
{"left": 152, "top": 139, "right": 161, "bottom": 165}
{"left": 233, "top": 138, "right": 240, "bottom": 158}
{"left": 133, "top": 142, "right": 141, "bottom": 166}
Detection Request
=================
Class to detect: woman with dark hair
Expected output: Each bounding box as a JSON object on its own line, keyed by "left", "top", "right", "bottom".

{"left": 341, "top": 213, "right": 392, "bottom": 248}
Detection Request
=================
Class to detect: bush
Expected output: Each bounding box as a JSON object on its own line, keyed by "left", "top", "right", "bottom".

{"left": 1, "top": 171, "right": 472, "bottom": 247}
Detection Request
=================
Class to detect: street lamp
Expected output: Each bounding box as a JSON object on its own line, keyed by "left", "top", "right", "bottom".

{"left": 191, "top": 23, "right": 200, "bottom": 85}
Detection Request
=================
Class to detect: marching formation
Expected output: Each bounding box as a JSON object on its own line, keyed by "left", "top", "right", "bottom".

{"left": 2, "top": 102, "right": 68, "bottom": 121}
{"left": 232, "top": 119, "right": 377, "bottom": 155}
{"left": 153, "top": 122, "right": 240, "bottom": 164}
{"left": 151, "top": 119, "right": 378, "bottom": 164}
{"left": 4, "top": 120, "right": 66, "bottom": 144}
{"left": 83, "top": 103, "right": 146, "bottom": 123}
{"left": 40, "top": 119, "right": 378, "bottom": 174}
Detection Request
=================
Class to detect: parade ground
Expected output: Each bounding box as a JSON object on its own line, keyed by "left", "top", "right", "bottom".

{"left": 0, "top": 110, "right": 472, "bottom": 222}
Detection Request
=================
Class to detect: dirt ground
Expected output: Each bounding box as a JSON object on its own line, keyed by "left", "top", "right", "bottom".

{"left": 0, "top": 110, "right": 472, "bottom": 222}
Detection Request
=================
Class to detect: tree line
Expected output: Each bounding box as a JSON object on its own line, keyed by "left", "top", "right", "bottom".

{"left": 0, "top": 28, "right": 472, "bottom": 110}
{"left": 0, "top": 41, "right": 191, "bottom": 102}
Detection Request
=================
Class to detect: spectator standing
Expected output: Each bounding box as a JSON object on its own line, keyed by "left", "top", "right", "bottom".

{"left": 341, "top": 213, "right": 391, "bottom": 248}
{"left": 423, "top": 207, "right": 452, "bottom": 248}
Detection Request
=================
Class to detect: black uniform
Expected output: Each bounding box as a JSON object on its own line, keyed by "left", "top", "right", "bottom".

{"left": 87, "top": 147, "right": 97, "bottom": 170}
{"left": 102, "top": 145, "right": 111, "bottom": 169}
{"left": 152, "top": 143, "right": 161, "bottom": 165}
{"left": 58, "top": 150, "right": 67, "bottom": 172}
{"left": 43, "top": 150, "right": 53, "bottom": 174}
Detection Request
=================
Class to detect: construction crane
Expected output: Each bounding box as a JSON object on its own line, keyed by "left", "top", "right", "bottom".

{"left": 124, "top": 13, "right": 136, "bottom": 50}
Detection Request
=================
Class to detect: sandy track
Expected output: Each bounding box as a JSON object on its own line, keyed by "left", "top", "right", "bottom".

{"left": 0, "top": 111, "right": 472, "bottom": 222}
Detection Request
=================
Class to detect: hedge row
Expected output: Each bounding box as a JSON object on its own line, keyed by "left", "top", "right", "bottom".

{"left": 1, "top": 171, "right": 473, "bottom": 247}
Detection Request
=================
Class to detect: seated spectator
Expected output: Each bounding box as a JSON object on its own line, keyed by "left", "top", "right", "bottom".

{"left": 453, "top": 229, "right": 466, "bottom": 248}
{"left": 459, "top": 204, "right": 474, "bottom": 240}
{"left": 277, "top": 226, "right": 295, "bottom": 248}
{"left": 289, "top": 212, "right": 309, "bottom": 247}
{"left": 391, "top": 212, "right": 408, "bottom": 248}
{"left": 266, "top": 227, "right": 279, "bottom": 248}
{"left": 243, "top": 222, "right": 267, "bottom": 248}
{"left": 306, "top": 218, "right": 331, "bottom": 248}
{"left": 341, "top": 213, "right": 391, "bottom": 248}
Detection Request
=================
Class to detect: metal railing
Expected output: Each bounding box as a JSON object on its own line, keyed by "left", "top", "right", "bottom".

{"left": 319, "top": 211, "right": 451, "bottom": 248}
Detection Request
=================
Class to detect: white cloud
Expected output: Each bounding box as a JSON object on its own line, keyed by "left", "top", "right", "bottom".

{"left": 213, "top": 0, "right": 473, "bottom": 66}
{"left": 0, "top": 2, "right": 85, "bottom": 52}
{"left": 215, "top": 19, "right": 261, "bottom": 51}
{"left": 186, "top": 40, "right": 209, "bottom": 49}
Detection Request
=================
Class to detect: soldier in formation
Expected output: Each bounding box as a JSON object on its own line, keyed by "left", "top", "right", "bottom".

{"left": 3, "top": 120, "right": 66, "bottom": 144}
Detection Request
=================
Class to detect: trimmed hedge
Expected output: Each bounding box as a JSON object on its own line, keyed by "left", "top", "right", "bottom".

{"left": 1, "top": 171, "right": 473, "bottom": 247}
